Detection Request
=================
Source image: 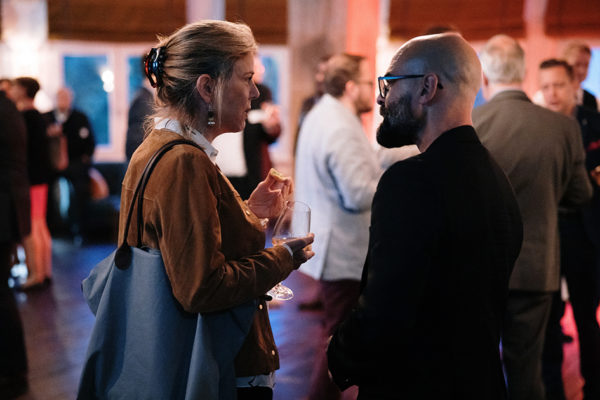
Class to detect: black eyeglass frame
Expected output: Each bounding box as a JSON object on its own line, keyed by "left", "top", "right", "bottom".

{"left": 377, "top": 75, "right": 443, "bottom": 98}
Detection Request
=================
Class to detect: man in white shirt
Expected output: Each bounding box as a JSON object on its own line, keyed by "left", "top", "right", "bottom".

{"left": 294, "top": 53, "right": 381, "bottom": 400}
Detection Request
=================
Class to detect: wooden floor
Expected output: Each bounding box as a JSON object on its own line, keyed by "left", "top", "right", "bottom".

{"left": 9, "top": 238, "right": 591, "bottom": 400}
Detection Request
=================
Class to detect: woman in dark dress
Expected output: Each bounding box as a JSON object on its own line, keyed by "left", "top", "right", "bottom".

{"left": 11, "top": 77, "right": 53, "bottom": 290}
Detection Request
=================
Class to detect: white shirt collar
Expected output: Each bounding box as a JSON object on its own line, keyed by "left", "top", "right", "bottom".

{"left": 54, "top": 109, "right": 70, "bottom": 124}
{"left": 154, "top": 118, "right": 219, "bottom": 164}
{"left": 576, "top": 87, "right": 584, "bottom": 106}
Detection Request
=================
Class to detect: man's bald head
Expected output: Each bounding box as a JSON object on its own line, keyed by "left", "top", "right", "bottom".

{"left": 389, "top": 33, "right": 482, "bottom": 104}
{"left": 56, "top": 87, "right": 73, "bottom": 113}
{"left": 377, "top": 33, "right": 482, "bottom": 151}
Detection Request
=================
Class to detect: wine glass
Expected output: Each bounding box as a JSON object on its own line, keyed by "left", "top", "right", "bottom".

{"left": 268, "top": 201, "right": 311, "bottom": 300}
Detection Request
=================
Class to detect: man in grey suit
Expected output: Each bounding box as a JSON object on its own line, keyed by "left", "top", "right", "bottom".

{"left": 473, "top": 34, "right": 593, "bottom": 400}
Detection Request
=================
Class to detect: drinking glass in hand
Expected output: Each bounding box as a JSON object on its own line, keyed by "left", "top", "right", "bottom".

{"left": 268, "top": 201, "right": 311, "bottom": 300}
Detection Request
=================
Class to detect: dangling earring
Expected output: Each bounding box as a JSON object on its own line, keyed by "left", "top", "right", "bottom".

{"left": 207, "top": 105, "right": 215, "bottom": 126}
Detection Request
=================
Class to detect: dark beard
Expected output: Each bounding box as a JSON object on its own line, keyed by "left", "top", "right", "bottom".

{"left": 376, "top": 94, "right": 423, "bottom": 148}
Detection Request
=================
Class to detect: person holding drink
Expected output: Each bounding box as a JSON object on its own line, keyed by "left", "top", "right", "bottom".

{"left": 269, "top": 199, "right": 312, "bottom": 300}
{"left": 120, "top": 20, "right": 313, "bottom": 399}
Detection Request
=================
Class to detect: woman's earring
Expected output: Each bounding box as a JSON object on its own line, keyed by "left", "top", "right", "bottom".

{"left": 207, "top": 105, "right": 215, "bottom": 126}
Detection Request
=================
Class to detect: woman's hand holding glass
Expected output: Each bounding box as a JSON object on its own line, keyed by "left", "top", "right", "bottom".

{"left": 267, "top": 201, "right": 313, "bottom": 300}
{"left": 284, "top": 234, "right": 315, "bottom": 269}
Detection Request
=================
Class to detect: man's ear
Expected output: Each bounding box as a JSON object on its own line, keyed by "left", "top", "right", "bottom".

{"left": 344, "top": 79, "right": 357, "bottom": 98}
{"left": 418, "top": 74, "right": 440, "bottom": 104}
{"left": 195, "top": 74, "right": 214, "bottom": 104}
{"left": 481, "top": 73, "right": 492, "bottom": 101}
{"left": 482, "top": 74, "right": 489, "bottom": 87}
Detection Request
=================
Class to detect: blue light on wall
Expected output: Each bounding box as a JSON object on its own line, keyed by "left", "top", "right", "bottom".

{"left": 582, "top": 48, "right": 600, "bottom": 98}
{"left": 261, "top": 55, "right": 280, "bottom": 104}
{"left": 64, "top": 55, "right": 109, "bottom": 145}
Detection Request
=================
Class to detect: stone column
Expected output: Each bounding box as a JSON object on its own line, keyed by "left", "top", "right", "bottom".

{"left": 522, "top": 0, "right": 558, "bottom": 97}
{"left": 287, "top": 0, "right": 382, "bottom": 170}
{"left": 288, "top": 0, "right": 348, "bottom": 154}
{"left": 346, "top": 0, "right": 380, "bottom": 139}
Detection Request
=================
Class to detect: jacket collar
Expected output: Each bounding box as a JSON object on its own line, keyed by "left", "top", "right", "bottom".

{"left": 488, "top": 89, "right": 531, "bottom": 104}
{"left": 154, "top": 118, "right": 218, "bottom": 163}
{"left": 426, "top": 125, "right": 480, "bottom": 154}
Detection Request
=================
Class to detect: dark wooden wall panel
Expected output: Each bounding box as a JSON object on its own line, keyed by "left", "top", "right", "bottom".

{"left": 226, "top": 0, "right": 287, "bottom": 44}
{"left": 389, "top": 0, "right": 525, "bottom": 41}
{"left": 48, "top": 0, "right": 186, "bottom": 42}
{"left": 545, "top": 0, "right": 600, "bottom": 37}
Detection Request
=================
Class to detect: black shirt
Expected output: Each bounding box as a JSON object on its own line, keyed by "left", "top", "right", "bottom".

{"left": 22, "top": 109, "right": 51, "bottom": 185}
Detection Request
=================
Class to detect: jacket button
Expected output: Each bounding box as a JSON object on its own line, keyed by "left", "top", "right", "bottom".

{"left": 271, "top": 350, "right": 276, "bottom": 356}
{"left": 259, "top": 304, "right": 263, "bottom": 310}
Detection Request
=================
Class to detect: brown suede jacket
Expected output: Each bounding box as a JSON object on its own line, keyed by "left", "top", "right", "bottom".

{"left": 119, "top": 128, "right": 295, "bottom": 376}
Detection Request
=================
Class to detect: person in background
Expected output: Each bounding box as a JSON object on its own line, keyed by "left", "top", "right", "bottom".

{"left": 297, "top": 55, "right": 330, "bottom": 131}
{"left": 295, "top": 53, "right": 381, "bottom": 400}
{"left": 293, "top": 57, "right": 330, "bottom": 312}
{"left": 125, "top": 56, "right": 154, "bottom": 160}
{"left": 240, "top": 55, "right": 282, "bottom": 199}
{"left": 538, "top": 58, "right": 600, "bottom": 400}
{"left": 213, "top": 55, "right": 282, "bottom": 200}
{"left": 0, "top": 78, "right": 12, "bottom": 94}
{"left": 327, "top": 33, "right": 523, "bottom": 399}
{"left": 43, "top": 88, "right": 95, "bottom": 242}
{"left": 115, "top": 20, "right": 313, "bottom": 399}
{"left": 0, "top": 77, "right": 30, "bottom": 399}
{"left": 473, "top": 35, "right": 592, "bottom": 400}
{"left": 11, "top": 77, "right": 53, "bottom": 291}
{"left": 563, "top": 41, "right": 598, "bottom": 112}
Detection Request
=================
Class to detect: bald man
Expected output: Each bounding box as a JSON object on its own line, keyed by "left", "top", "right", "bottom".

{"left": 44, "top": 88, "right": 95, "bottom": 240}
{"left": 473, "top": 35, "right": 592, "bottom": 400}
{"left": 327, "top": 33, "right": 523, "bottom": 399}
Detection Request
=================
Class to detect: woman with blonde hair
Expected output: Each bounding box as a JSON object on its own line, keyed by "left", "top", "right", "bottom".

{"left": 106, "top": 20, "right": 312, "bottom": 399}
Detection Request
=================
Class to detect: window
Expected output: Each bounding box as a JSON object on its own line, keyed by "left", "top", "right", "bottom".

{"left": 64, "top": 55, "right": 109, "bottom": 145}
{"left": 127, "top": 55, "right": 146, "bottom": 104}
{"left": 583, "top": 48, "right": 600, "bottom": 98}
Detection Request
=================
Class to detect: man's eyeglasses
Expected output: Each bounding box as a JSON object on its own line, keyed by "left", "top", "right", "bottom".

{"left": 377, "top": 75, "right": 443, "bottom": 98}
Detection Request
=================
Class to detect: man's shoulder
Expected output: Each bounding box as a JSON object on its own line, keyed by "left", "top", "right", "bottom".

{"left": 474, "top": 92, "right": 537, "bottom": 115}
{"left": 0, "top": 95, "right": 19, "bottom": 116}
{"left": 578, "top": 106, "right": 600, "bottom": 125}
{"left": 69, "top": 109, "right": 89, "bottom": 121}
{"left": 374, "top": 156, "right": 436, "bottom": 209}
{"left": 380, "top": 155, "right": 428, "bottom": 183}
{"left": 475, "top": 94, "right": 576, "bottom": 130}
{"left": 578, "top": 107, "right": 600, "bottom": 146}
{"left": 23, "top": 108, "right": 46, "bottom": 124}
{"left": 300, "top": 96, "right": 359, "bottom": 138}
